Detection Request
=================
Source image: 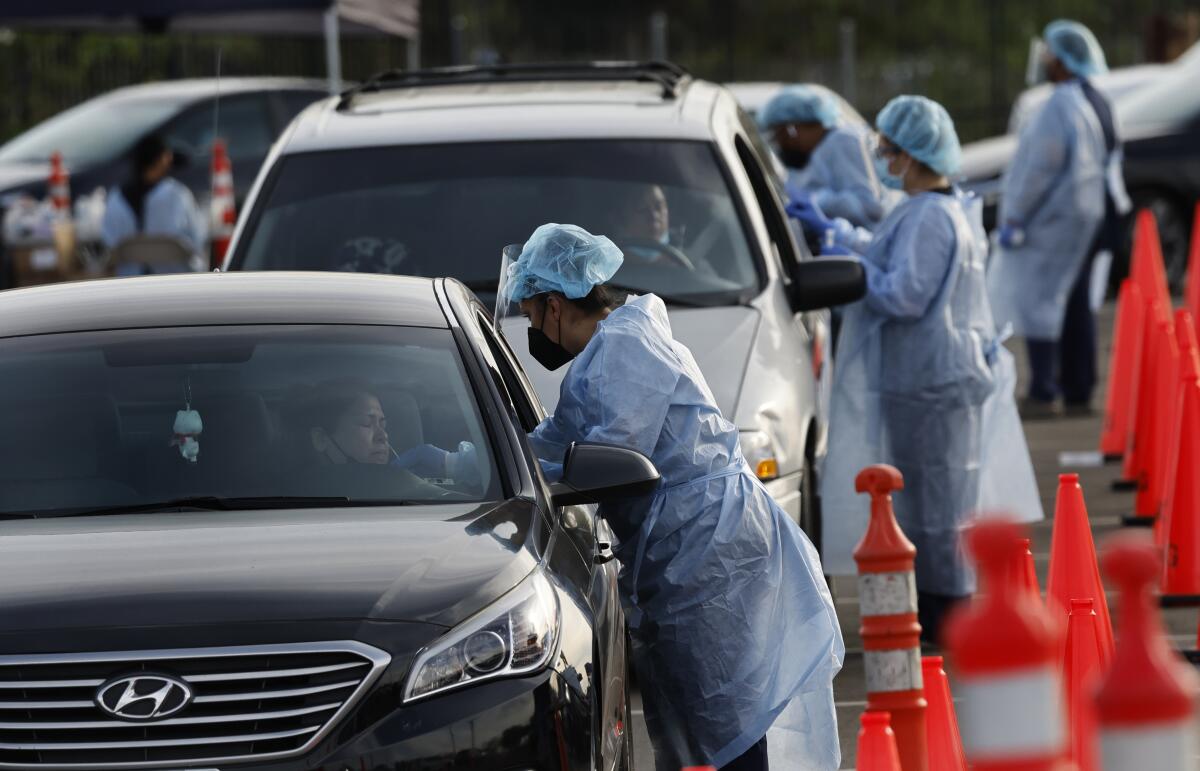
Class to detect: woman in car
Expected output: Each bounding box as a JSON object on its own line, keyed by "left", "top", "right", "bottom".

{"left": 500, "top": 223, "right": 843, "bottom": 771}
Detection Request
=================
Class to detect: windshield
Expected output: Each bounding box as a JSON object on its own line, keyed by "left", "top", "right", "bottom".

{"left": 0, "top": 94, "right": 185, "bottom": 167}
{"left": 0, "top": 325, "right": 501, "bottom": 517}
{"left": 237, "top": 140, "right": 762, "bottom": 307}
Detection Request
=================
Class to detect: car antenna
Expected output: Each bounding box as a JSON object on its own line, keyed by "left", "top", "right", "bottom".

{"left": 210, "top": 47, "right": 223, "bottom": 272}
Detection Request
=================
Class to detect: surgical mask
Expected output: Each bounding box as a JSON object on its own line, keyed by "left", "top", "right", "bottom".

{"left": 528, "top": 307, "right": 574, "bottom": 371}
{"left": 873, "top": 154, "right": 907, "bottom": 190}
{"left": 776, "top": 147, "right": 810, "bottom": 170}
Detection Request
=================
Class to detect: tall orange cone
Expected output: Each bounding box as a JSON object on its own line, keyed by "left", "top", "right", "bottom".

{"left": 1004, "top": 536, "right": 1042, "bottom": 606}
{"left": 210, "top": 139, "right": 236, "bottom": 268}
{"left": 1123, "top": 309, "right": 1174, "bottom": 523}
{"left": 1131, "top": 315, "right": 1181, "bottom": 524}
{"left": 858, "top": 711, "right": 904, "bottom": 771}
{"left": 47, "top": 150, "right": 70, "bottom": 219}
{"left": 921, "top": 656, "right": 966, "bottom": 771}
{"left": 1063, "top": 599, "right": 1106, "bottom": 771}
{"left": 1100, "top": 280, "right": 1146, "bottom": 462}
{"left": 1160, "top": 314, "right": 1200, "bottom": 603}
{"left": 1131, "top": 208, "right": 1170, "bottom": 312}
{"left": 1095, "top": 532, "right": 1199, "bottom": 769}
{"left": 945, "top": 518, "right": 1068, "bottom": 771}
{"left": 1047, "top": 474, "right": 1115, "bottom": 660}
{"left": 1184, "top": 202, "right": 1200, "bottom": 328}
{"left": 1120, "top": 300, "right": 1169, "bottom": 493}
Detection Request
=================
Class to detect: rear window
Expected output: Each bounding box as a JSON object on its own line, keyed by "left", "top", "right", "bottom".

{"left": 235, "top": 139, "right": 763, "bottom": 307}
{"left": 0, "top": 325, "right": 500, "bottom": 517}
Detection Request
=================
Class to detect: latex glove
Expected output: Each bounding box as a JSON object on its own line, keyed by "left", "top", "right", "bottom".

{"left": 819, "top": 241, "right": 856, "bottom": 257}
{"left": 997, "top": 222, "right": 1026, "bottom": 249}
{"left": 785, "top": 193, "right": 833, "bottom": 235}
{"left": 393, "top": 444, "right": 450, "bottom": 477}
{"left": 446, "top": 441, "right": 481, "bottom": 487}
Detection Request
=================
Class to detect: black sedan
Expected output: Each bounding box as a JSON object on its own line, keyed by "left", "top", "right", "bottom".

{"left": 0, "top": 272, "right": 650, "bottom": 769}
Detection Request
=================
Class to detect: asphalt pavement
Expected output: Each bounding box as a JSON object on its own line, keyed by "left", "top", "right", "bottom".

{"left": 627, "top": 302, "right": 1200, "bottom": 769}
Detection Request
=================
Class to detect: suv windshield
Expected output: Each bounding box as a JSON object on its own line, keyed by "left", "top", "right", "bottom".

{"left": 0, "top": 325, "right": 500, "bottom": 517}
{"left": 0, "top": 95, "right": 186, "bottom": 167}
{"left": 237, "top": 140, "right": 762, "bottom": 307}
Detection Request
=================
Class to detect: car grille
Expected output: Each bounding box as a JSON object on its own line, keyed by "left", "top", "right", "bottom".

{"left": 0, "top": 641, "right": 391, "bottom": 769}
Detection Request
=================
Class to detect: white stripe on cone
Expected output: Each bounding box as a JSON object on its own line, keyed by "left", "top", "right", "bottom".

{"left": 957, "top": 666, "right": 1064, "bottom": 759}
{"left": 858, "top": 571, "right": 918, "bottom": 616}
{"left": 1100, "top": 722, "right": 1198, "bottom": 770}
{"left": 864, "top": 648, "right": 923, "bottom": 693}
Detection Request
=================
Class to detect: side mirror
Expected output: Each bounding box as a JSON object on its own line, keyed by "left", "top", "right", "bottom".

{"left": 549, "top": 443, "right": 661, "bottom": 506}
{"left": 790, "top": 257, "right": 866, "bottom": 312}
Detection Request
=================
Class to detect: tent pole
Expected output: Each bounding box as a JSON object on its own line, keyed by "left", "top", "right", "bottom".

{"left": 324, "top": 4, "right": 342, "bottom": 93}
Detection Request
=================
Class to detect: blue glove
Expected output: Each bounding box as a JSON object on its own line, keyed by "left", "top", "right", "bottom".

{"left": 819, "top": 242, "right": 855, "bottom": 257}
{"left": 785, "top": 193, "right": 834, "bottom": 235}
{"left": 393, "top": 444, "right": 450, "bottom": 477}
{"left": 997, "top": 222, "right": 1026, "bottom": 249}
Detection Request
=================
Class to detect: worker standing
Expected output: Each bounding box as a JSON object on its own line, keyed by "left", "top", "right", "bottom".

{"left": 988, "top": 20, "right": 1126, "bottom": 417}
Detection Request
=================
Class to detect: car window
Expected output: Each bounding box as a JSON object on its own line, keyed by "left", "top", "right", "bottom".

{"left": 237, "top": 140, "right": 764, "bottom": 307}
{"left": 0, "top": 325, "right": 501, "bottom": 516}
{"left": 279, "top": 91, "right": 325, "bottom": 122}
{"left": 163, "top": 95, "right": 274, "bottom": 160}
{"left": 733, "top": 134, "right": 800, "bottom": 267}
{"left": 0, "top": 95, "right": 186, "bottom": 167}
{"left": 475, "top": 311, "right": 544, "bottom": 432}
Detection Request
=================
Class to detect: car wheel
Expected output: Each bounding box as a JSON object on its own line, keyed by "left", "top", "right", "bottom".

{"left": 1130, "top": 191, "right": 1189, "bottom": 291}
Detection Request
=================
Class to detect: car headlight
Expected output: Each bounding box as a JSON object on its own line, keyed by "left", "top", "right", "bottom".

{"left": 741, "top": 430, "right": 780, "bottom": 481}
{"left": 403, "top": 567, "right": 560, "bottom": 702}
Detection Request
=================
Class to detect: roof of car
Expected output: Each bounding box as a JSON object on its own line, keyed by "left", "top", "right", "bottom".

{"left": 105, "top": 77, "right": 329, "bottom": 103}
{"left": 280, "top": 76, "right": 727, "bottom": 153}
{"left": 0, "top": 272, "right": 449, "bottom": 337}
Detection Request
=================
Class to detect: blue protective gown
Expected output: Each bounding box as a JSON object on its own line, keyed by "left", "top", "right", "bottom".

{"left": 802, "top": 123, "right": 887, "bottom": 229}
{"left": 988, "top": 80, "right": 1108, "bottom": 340}
{"left": 819, "top": 189, "right": 1042, "bottom": 594}
{"left": 101, "top": 178, "right": 207, "bottom": 254}
{"left": 529, "top": 294, "right": 843, "bottom": 770}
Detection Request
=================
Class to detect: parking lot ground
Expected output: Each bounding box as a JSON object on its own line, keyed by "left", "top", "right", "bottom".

{"left": 630, "top": 302, "right": 1200, "bottom": 769}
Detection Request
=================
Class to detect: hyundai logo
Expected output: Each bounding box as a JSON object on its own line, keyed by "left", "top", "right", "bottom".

{"left": 95, "top": 673, "right": 193, "bottom": 721}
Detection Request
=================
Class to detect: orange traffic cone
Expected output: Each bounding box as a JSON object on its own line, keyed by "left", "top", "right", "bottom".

{"left": 1131, "top": 208, "right": 1171, "bottom": 312}
{"left": 1005, "top": 536, "right": 1042, "bottom": 606}
{"left": 857, "top": 711, "right": 903, "bottom": 771}
{"left": 1131, "top": 315, "right": 1181, "bottom": 524}
{"left": 1063, "top": 599, "right": 1106, "bottom": 771}
{"left": 210, "top": 139, "right": 236, "bottom": 268}
{"left": 1100, "top": 280, "right": 1146, "bottom": 462}
{"left": 921, "top": 657, "right": 966, "bottom": 771}
{"left": 1123, "top": 309, "right": 1174, "bottom": 520}
{"left": 1160, "top": 315, "right": 1200, "bottom": 604}
{"left": 1184, "top": 203, "right": 1200, "bottom": 328}
{"left": 1047, "top": 474, "right": 1115, "bottom": 660}
{"left": 47, "top": 150, "right": 70, "bottom": 219}
{"left": 1154, "top": 309, "right": 1199, "bottom": 549}
{"left": 1095, "top": 532, "right": 1199, "bottom": 768}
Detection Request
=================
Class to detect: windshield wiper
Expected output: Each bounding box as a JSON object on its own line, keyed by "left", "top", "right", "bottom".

{"left": 6, "top": 496, "right": 355, "bottom": 519}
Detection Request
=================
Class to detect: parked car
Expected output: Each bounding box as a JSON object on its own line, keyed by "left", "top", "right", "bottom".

{"left": 0, "top": 270, "right": 648, "bottom": 769}
{"left": 724, "top": 81, "right": 867, "bottom": 127}
{"left": 959, "top": 44, "right": 1200, "bottom": 286}
{"left": 0, "top": 78, "right": 327, "bottom": 285}
{"left": 225, "top": 62, "right": 866, "bottom": 552}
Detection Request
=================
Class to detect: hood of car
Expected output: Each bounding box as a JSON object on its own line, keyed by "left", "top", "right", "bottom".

{"left": 0, "top": 162, "right": 48, "bottom": 199}
{"left": 0, "top": 500, "right": 540, "bottom": 634}
{"left": 501, "top": 304, "right": 759, "bottom": 418}
{"left": 957, "top": 134, "right": 1018, "bottom": 183}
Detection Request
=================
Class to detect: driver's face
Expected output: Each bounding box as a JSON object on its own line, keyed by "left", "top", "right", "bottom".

{"left": 626, "top": 185, "right": 669, "bottom": 242}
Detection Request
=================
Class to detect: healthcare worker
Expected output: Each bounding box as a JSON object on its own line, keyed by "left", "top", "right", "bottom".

{"left": 102, "top": 134, "right": 207, "bottom": 258}
{"left": 988, "top": 20, "right": 1127, "bottom": 417}
{"left": 500, "top": 223, "right": 843, "bottom": 771}
{"left": 813, "top": 96, "right": 1041, "bottom": 644}
{"left": 759, "top": 84, "right": 887, "bottom": 229}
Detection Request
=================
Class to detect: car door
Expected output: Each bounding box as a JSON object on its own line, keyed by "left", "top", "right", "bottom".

{"left": 468, "top": 305, "right": 629, "bottom": 771}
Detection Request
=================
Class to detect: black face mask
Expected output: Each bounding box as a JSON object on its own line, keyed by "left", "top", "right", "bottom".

{"left": 528, "top": 305, "right": 575, "bottom": 371}
{"left": 778, "top": 147, "right": 811, "bottom": 170}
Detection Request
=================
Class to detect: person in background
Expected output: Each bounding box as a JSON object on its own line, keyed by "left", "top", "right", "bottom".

{"left": 811, "top": 96, "right": 1040, "bottom": 645}
{"left": 759, "top": 84, "right": 886, "bottom": 231}
{"left": 101, "top": 134, "right": 206, "bottom": 258}
{"left": 502, "top": 223, "right": 843, "bottom": 770}
{"left": 988, "top": 20, "right": 1125, "bottom": 418}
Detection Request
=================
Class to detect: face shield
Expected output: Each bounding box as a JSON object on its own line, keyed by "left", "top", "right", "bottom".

{"left": 494, "top": 243, "right": 525, "bottom": 339}
{"left": 1025, "top": 38, "right": 1050, "bottom": 87}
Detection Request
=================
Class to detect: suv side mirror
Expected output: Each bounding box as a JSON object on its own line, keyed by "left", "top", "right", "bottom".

{"left": 790, "top": 258, "right": 866, "bottom": 311}
{"left": 550, "top": 443, "right": 661, "bottom": 506}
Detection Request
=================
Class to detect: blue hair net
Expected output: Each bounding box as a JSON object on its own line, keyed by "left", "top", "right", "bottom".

{"left": 1044, "top": 19, "right": 1108, "bottom": 78}
{"left": 758, "top": 85, "right": 840, "bottom": 129}
{"left": 875, "top": 95, "right": 962, "bottom": 177}
{"left": 505, "top": 223, "right": 624, "bottom": 302}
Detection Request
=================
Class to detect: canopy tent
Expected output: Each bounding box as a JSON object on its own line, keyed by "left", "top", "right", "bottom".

{"left": 0, "top": 0, "right": 420, "bottom": 92}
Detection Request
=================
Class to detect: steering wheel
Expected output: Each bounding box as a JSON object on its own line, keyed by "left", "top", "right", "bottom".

{"left": 617, "top": 238, "right": 696, "bottom": 271}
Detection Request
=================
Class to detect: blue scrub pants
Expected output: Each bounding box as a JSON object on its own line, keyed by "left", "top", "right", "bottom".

{"left": 721, "top": 736, "right": 768, "bottom": 770}
{"left": 1026, "top": 252, "right": 1097, "bottom": 405}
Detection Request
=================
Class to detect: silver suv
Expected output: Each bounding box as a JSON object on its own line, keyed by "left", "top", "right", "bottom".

{"left": 224, "top": 62, "right": 863, "bottom": 548}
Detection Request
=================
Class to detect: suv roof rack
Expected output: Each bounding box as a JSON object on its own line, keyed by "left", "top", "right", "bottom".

{"left": 336, "top": 61, "right": 691, "bottom": 110}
